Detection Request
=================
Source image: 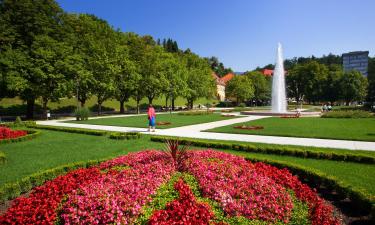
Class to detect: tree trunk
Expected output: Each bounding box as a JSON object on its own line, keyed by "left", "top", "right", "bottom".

{"left": 98, "top": 102, "right": 102, "bottom": 115}
{"left": 80, "top": 99, "right": 86, "bottom": 107}
{"left": 26, "top": 98, "right": 35, "bottom": 119}
{"left": 120, "top": 100, "right": 125, "bottom": 114}
{"left": 165, "top": 96, "right": 169, "bottom": 108}
{"left": 136, "top": 99, "right": 140, "bottom": 114}
{"left": 42, "top": 98, "right": 48, "bottom": 120}
{"left": 172, "top": 97, "right": 175, "bottom": 110}
{"left": 148, "top": 96, "right": 153, "bottom": 105}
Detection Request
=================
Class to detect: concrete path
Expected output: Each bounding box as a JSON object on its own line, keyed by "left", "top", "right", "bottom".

{"left": 37, "top": 114, "right": 375, "bottom": 151}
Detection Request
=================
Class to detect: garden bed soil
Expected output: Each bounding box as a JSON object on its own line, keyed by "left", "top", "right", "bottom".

{"left": 156, "top": 121, "right": 171, "bottom": 125}
{"left": 234, "top": 125, "right": 264, "bottom": 130}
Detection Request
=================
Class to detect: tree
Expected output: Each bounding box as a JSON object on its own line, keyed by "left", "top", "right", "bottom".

{"left": 245, "top": 71, "right": 270, "bottom": 105}
{"left": 0, "top": 0, "right": 65, "bottom": 118}
{"left": 322, "top": 64, "right": 343, "bottom": 103}
{"left": 113, "top": 32, "right": 140, "bottom": 113}
{"left": 226, "top": 75, "right": 254, "bottom": 105}
{"left": 159, "top": 53, "right": 188, "bottom": 110}
{"left": 184, "top": 53, "right": 215, "bottom": 109}
{"left": 205, "top": 56, "right": 233, "bottom": 77}
{"left": 287, "top": 61, "right": 328, "bottom": 104}
{"left": 366, "top": 57, "right": 375, "bottom": 106}
{"left": 339, "top": 70, "right": 368, "bottom": 105}
{"left": 29, "top": 35, "right": 72, "bottom": 118}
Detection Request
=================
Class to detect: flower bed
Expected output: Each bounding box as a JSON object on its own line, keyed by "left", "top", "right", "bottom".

{"left": 0, "top": 127, "right": 27, "bottom": 140}
{"left": 233, "top": 125, "right": 264, "bottom": 130}
{"left": 0, "top": 150, "right": 341, "bottom": 224}
{"left": 156, "top": 121, "right": 172, "bottom": 125}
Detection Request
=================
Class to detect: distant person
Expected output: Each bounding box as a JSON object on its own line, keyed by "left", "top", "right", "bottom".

{"left": 147, "top": 104, "right": 156, "bottom": 132}
{"left": 328, "top": 104, "right": 332, "bottom": 111}
{"left": 322, "top": 104, "right": 328, "bottom": 112}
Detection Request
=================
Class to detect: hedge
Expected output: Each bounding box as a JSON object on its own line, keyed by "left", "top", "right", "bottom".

{"left": 0, "top": 129, "right": 41, "bottom": 145}
{"left": 177, "top": 110, "right": 214, "bottom": 116}
{"left": 150, "top": 136, "right": 375, "bottom": 164}
{"left": 0, "top": 158, "right": 111, "bottom": 203}
{"left": 321, "top": 110, "right": 374, "bottom": 118}
{"left": 26, "top": 124, "right": 107, "bottom": 136}
{"left": 0, "top": 120, "right": 37, "bottom": 128}
{"left": 109, "top": 132, "right": 142, "bottom": 140}
{"left": 0, "top": 151, "right": 5, "bottom": 164}
{"left": 245, "top": 157, "right": 375, "bottom": 221}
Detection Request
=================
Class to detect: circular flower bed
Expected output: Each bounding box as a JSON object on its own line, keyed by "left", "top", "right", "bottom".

{"left": 0, "top": 127, "right": 27, "bottom": 140}
{"left": 0, "top": 150, "right": 341, "bottom": 225}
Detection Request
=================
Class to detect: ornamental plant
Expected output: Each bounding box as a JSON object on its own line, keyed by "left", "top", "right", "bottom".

{"left": 0, "top": 127, "right": 27, "bottom": 140}
{"left": 161, "top": 139, "right": 190, "bottom": 172}
{"left": 0, "top": 150, "right": 341, "bottom": 225}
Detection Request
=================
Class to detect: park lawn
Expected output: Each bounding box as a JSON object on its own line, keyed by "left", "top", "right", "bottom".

{"left": 65, "top": 113, "right": 237, "bottom": 129}
{"left": 0, "top": 129, "right": 374, "bottom": 196}
{"left": 205, "top": 117, "right": 375, "bottom": 142}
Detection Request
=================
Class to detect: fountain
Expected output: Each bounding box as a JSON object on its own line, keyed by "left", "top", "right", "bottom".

{"left": 271, "top": 43, "right": 287, "bottom": 113}
{"left": 240, "top": 43, "right": 320, "bottom": 117}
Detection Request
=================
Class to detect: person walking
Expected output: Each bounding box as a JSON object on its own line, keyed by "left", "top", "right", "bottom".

{"left": 147, "top": 104, "right": 156, "bottom": 132}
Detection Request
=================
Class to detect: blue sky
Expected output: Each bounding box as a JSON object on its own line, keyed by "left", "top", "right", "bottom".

{"left": 57, "top": 0, "right": 375, "bottom": 72}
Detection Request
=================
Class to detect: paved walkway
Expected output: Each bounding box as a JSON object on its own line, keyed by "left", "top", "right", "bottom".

{"left": 37, "top": 114, "right": 375, "bottom": 151}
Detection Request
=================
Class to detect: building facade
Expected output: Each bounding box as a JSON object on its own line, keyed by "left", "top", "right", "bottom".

{"left": 342, "top": 51, "right": 369, "bottom": 76}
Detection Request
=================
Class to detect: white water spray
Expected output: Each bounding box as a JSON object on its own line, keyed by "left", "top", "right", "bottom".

{"left": 271, "top": 43, "right": 287, "bottom": 113}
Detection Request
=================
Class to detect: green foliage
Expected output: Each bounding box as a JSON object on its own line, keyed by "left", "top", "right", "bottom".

{"left": 238, "top": 103, "right": 247, "bottom": 108}
{"left": 109, "top": 132, "right": 141, "bottom": 140}
{"left": 205, "top": 56, "right": 233, "bottom": 77}
{"left": 73, "top": 107, "right": 91, "bottom": 121}
{"left": 226, "top": 75, "right": 254, "bottom": 104}
{"left": 1, "top": 120, "right": 36, "bottom": 128}
{"left": 245, "top": 71, "right": 271, "bottom": 103}
{"left": 150, "top": 136, "right": 375, "bottom": 164}
{"left": 339, "top": 70, "right": 368, "bottom": 105}
{"left": 321, "top": 110, "right": 373, "bottom": 118}
{"left": 15, "top": 116, "right": 22, "bottom": 124}
{"left": 27, "top": 124, "right": 107, "bottom": 136}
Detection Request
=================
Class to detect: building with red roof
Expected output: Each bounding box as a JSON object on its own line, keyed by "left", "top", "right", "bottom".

{"left": 212, "top": 72, "right": 236, "bottom": 101}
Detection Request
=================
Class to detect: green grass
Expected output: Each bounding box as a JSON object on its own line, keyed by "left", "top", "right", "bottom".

{"left": 0, "top": 129, "right": 374, "bottom": 197}
{"left": 66, "top": 113, "right": 237, "bottom": 129}
{"left": 0, "top": 130, "right": 163, "bottom": 186}
{"left": 206, "top": 117, "right": 375, "bottom": 141}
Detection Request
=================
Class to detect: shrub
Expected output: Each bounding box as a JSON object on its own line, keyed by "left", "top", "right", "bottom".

{"left": 321, "top": 110, "right": 373, "bottom": 118}
{"left": 238, "top": 102, "right": 246, "bottom": 107}
{"left": 73, "top": 107, "right": 91, "bottom": 121}
{"left": 26, "top": 124, "right": 107, "bottom": 136}
{"left": 15, "top": 116, "right": 22, "bottom": 125}
{"left": 109, "top": 132, "right": 141, "bottom": 140}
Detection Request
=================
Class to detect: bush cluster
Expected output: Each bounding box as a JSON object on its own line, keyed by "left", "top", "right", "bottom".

{"left": 0, "top": 129, "right": 40, "bottom": 145}
{"left": 26, "top": 124, "right": 107, "bottom": 136}
{"left": 150, "top": 136, "right": 375, "bottom": 164}
{"left": 246, "top": 157, "right": 375, "bottom": 221}
{"left": 73, "top": 107, "right": 91, "bottom": 121}
{"left": 109, "top": 132, "right": 142, "bottom": 140}
{"left": 0, "top": 159, "right": 106, "bottom": 203}
{"left": 321, "top": 110, "right": 374, "bottom": 118}
{"left": 177, "top": 110, "right": 213, "bottom": 116}
{"left": 1, "top": 120, "right": 36, "bottom": 128}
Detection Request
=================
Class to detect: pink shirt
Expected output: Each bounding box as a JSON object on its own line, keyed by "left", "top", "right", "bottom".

{"left": 147, "top": 107, "right": 155, "bottom": 119}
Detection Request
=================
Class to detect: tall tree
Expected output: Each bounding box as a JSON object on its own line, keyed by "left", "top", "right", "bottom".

{"left": 113, "top": 32, "right": 140, "bottom": 113}
{"left": 205, "top": 56, "right": 233, "bottom": 77}
{"left": 184, "top": 53, "right": 215, "bottom": 109}
{"left": 245, "top": 71, "right": 271, "bottom": 105}
{"left": 339, "top": 70, "right": 368, "bottom": 105}
{"left": 0, "top": 0, "right": 65, "bottom": 118}
{"left": 366, "top": 57, "right": 375, "bottom": 107}
{"left": 323, "top": 64, "right": 343, "bottom": 103}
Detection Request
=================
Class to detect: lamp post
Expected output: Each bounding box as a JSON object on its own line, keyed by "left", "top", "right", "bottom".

{"left": 169, "top": 84, "right": 173, "bottom": 114}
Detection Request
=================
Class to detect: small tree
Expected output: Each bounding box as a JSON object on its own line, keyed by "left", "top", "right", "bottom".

{"left": 226, "top": 76, "right": 254, "bottom": 105}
